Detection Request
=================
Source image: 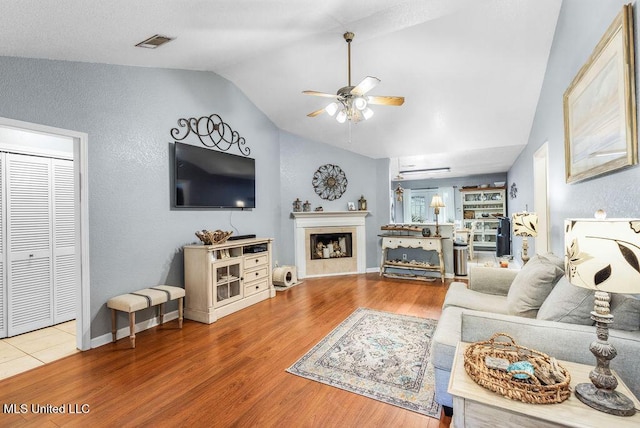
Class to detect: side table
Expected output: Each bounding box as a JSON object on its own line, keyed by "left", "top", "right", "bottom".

{"left": 448, "top": 342, "right": 640, "bottom": 428}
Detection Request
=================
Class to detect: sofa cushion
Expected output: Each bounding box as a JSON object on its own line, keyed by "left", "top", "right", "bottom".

{"left": 506, "top": 254, "right": 564, "bottom": 318}
{"left": 430, "top": 306, "right": 464, "bottom": 371}
{"left": 610, "top": 294, "right": 640, "bottom": 331}
{"left": 536, "top": 275, "right": 594, "bottom": 325}
{"left": 443, "top": 282, "right": 509, "bottom": 314}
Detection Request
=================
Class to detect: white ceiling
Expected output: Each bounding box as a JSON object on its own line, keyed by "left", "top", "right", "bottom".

{"left": 0, "top": 0, "right": 561, "bottom": 179}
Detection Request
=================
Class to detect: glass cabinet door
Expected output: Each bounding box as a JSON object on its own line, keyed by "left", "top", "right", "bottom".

{"left": 213, "top": 260, "right": 243, "bottom": 306}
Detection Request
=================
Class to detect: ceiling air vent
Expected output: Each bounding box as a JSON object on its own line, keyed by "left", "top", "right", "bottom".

{"left": 135, "top": 34, "right": 174, "bottom": 49}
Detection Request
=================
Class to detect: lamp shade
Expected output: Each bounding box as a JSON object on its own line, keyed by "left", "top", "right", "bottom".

{"left": 565, "top": 219, "right": 640, "bottom": 293}
{"left": 430, "top": 194, "right": 445, "bottom": 208}
{"left": 512, "top": 212, "right": 538, "bottom": 237}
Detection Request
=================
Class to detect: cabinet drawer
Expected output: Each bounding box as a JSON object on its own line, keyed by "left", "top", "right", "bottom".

{"left": 245, "top": 266, "right": 268, "bottom": 282}
{"left": 245, "top": 278, "right": 269, "bottom": 296}
{"left": 382, "top": 237, "right": 440, "bottom": 250}
{"left": 244, "top": 253, "right": 268, "bottom": 267}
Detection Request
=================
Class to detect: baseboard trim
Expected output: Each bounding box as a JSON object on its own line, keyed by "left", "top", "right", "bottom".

{"left": 90, "top": 310, "right": 180, "bottom": 349}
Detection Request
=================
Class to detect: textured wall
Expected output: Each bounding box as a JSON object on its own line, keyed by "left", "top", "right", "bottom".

{"left": 508, "top": 0, "right": 640, "bottom": 257}
{"left": 0, "top": 56, "right": 281, "bottom": 339}
{"left": 279, "top": 131, "right": 380, "bottom": 269}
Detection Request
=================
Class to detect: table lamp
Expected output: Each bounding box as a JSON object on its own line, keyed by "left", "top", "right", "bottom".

{"left": 512, "top": 211, "right": 538, "bottom": 264}
{"left": 565, "top": 214, "right": 640, "bottom": 416}
{"left": 430, "top": 194, "right": 445, "bottom": 237}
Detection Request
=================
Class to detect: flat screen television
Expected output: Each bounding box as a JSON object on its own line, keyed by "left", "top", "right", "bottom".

{"left": 174, "top": 142, "right": 256, "bottom": 208}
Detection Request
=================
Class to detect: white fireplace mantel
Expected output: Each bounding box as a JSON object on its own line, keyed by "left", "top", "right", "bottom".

{"left": 292, "top": 211, "right": 369, "bottom": 278}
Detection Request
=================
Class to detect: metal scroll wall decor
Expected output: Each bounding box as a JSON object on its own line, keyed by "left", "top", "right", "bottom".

{"left": 170, "top": 113, "right": 251, "bottom": 156}
{"left": 312, "top": 164, "right": 348, "bottom": 200}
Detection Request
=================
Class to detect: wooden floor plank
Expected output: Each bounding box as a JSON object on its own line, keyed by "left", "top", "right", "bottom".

{"left": 0, "top": 273, "right": 454, "bottom": 427}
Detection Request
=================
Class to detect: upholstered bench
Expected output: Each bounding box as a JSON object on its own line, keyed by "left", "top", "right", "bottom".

{"left": 107, "top": 285, "right": 185, "bottom": 348}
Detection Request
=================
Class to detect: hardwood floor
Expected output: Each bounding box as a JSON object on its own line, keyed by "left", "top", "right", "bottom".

{"left": 0, "top": 273, "right": 454, "bottom": 427}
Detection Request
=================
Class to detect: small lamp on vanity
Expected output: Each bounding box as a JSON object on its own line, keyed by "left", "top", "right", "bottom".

{"left": 430, "top": 194, "right": 445, "bottom": 237}
{"left": 512, "top": 211, "right": 538, "bottom": 264}
{"left": 565, "top": 212, "right": 640, "bottom": 416}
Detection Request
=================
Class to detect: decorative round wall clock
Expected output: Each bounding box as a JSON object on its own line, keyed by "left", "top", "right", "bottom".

{"left": 312, "top": 164, "right": 348, "bottom": 200}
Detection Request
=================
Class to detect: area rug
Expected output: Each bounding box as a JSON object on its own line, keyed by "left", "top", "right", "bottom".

{"left": 286, "top": 308, "right": 440, "bottom": 418}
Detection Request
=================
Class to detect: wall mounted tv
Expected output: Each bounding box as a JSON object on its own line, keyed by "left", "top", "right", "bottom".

{"left": 174, "top": 142, "right": 256, "bottom": 208}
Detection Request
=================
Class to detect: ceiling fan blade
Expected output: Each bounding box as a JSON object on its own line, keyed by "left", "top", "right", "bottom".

{"left": 307, "top": 108, "right": 326, "bottom": 117}
{"left": 367, "top": 95, "right": 405, "bottom": 106}
{"left": 350, "top": 76, "right": 380, "bottom": 96}
{"left": 302, "top": 90, "right": 338, "bottom": 99}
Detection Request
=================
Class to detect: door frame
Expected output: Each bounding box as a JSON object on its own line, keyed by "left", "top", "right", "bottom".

{"left": 533, "top": 142, "right": 550, "bottom": 254}
{"left": 0, "top": 117, "right": 90, "bottom": 351}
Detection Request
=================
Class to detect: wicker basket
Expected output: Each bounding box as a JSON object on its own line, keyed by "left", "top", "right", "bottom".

{"left": 463, "top": 333, "right": 571, "bottom": 404}
{"left": 195, "top": 229, "right": 233, "bottom": 245}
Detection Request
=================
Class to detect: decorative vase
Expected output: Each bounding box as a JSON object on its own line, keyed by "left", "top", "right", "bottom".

{"left": 422, "top": 227, "right": 431, "bottom": 237}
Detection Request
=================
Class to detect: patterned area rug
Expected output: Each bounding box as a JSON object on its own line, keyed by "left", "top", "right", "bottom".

{"left": 286, "top": 308, "right": 440, "bottom": 418}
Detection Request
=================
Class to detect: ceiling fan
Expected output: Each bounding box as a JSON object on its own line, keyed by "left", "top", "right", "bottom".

{"left": 303, "top": 32, "right": 405, "bottom": 123}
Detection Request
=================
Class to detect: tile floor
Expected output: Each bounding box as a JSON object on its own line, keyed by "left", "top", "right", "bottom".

{"left": 0, "top": 320, "right": 78, "bottom": 381}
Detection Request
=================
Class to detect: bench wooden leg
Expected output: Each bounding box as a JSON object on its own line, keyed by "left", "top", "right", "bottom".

{"left": 178, "top": 297, "right": 184, "bottom": 329}
{"left": 159, "top": 303, "right": 165, "bottom": 325}
{"left": 129, "top": 312, "right": 136, "bottom": 349}
{"left": 111, "top": 309, "right": 117, "bottom": 343}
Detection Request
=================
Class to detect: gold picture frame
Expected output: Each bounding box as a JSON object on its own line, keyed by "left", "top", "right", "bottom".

{"left": 563, "top": 4, "right": 637, "bottom": 183}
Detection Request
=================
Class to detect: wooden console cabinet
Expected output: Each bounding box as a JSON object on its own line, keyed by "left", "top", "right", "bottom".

{"left": 183, "top": 238, "right": 275, "bottom": 324}
{"left": 379, "top": 235, "right": 446, "bottom": 282}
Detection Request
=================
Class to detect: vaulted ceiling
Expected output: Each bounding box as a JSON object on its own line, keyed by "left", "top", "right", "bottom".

{"left": 0, "top": 0, "right": 562, "bottom": 178}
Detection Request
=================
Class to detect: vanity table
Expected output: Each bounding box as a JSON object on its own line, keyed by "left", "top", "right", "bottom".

{"left": 379, "top": 231, "right": 446, "bottom": 282}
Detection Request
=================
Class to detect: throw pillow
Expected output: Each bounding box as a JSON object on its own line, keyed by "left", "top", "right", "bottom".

{"left": 538, "top": 252, "right": 565, "bottom": 271}
{"left": 610, "top": 294, "right": 640, "bottom": 331}
{"left": 536, "top": 275, "right": 594, "bottom": 325}
{"left": 506, "top": 254, "right": 564, "bottom": 318}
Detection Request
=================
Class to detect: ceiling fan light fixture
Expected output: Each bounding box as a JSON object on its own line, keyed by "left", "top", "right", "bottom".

{"left": 325, "top": 102, "right": 339, "bottom": 116}
{"left": 362, "top": 107, "right": 374, "bottom": 120}
{"left": 354, "top": 97, "right": 368, "bottom": 111}
{"left": 336, "top": 109, "right": 347, "bottom": 123}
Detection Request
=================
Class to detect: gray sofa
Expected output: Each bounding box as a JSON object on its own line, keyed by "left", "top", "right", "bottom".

{"left": 430, "top": 254, "right": 640, "bottom": 411}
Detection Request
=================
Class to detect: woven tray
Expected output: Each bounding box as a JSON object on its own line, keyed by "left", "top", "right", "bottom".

{"left": 463, "top": 333, "right": 571, "bottom": 404}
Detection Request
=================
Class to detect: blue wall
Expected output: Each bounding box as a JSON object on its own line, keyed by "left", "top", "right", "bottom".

{"left": 279, "top": 130, "right": 381, "bottom": 269}
{"left": 0, "top": 56, "right": 283, "bottom": 339}
{"left": 0, "top": 56, "right": 383, "bottom": 340}
{"left": 508, "top": 0, "right": 640, "bottom": 257}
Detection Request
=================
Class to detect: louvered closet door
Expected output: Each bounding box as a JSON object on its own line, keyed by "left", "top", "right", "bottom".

{"left": 0, "top": 155, "right": 5, "bottom": 338}
{"left": 7, "top": 154, "right": 53, "bottom": 337}
{"left": 52, "top": 159, "right": 75, "bottom": 324}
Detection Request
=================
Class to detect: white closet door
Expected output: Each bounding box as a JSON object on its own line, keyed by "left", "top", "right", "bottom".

{"left": 7, "top": 153, "right": 53, "bottom": 336}
{"left": 0, "top": 154, "right": 5, "bottom": 338}
{"left": 52, "top": 159, "right": 75, "bottom": 323}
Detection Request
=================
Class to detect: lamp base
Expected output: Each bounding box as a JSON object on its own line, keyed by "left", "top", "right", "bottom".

{"left": 575, "top": 383, "right": 636, "bottom": 416}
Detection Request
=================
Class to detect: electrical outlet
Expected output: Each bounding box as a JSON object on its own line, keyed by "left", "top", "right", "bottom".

{"left": 402, "top": 253, "right": 407, "bottom": 261}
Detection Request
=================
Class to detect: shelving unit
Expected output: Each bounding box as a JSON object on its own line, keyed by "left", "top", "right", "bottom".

{"left": 183, "top": 238, "right": 275, "bottom": 324}
{"left": 460, "top": 187, "right": 506, "bottom": 251}
{"left": 379, "top": 234, "right": 446, "bottom": 282}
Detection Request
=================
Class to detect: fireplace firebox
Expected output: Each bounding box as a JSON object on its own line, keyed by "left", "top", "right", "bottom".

{"left": 310, "top": 232, "right": 353, "bottom": 260}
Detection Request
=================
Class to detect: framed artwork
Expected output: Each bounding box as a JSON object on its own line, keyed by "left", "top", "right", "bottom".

{"left": 347, "top": 202, "right": 356, "bottom": 211}
{"left": 563, "top": 4, "right": 637, "bottom": 184}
